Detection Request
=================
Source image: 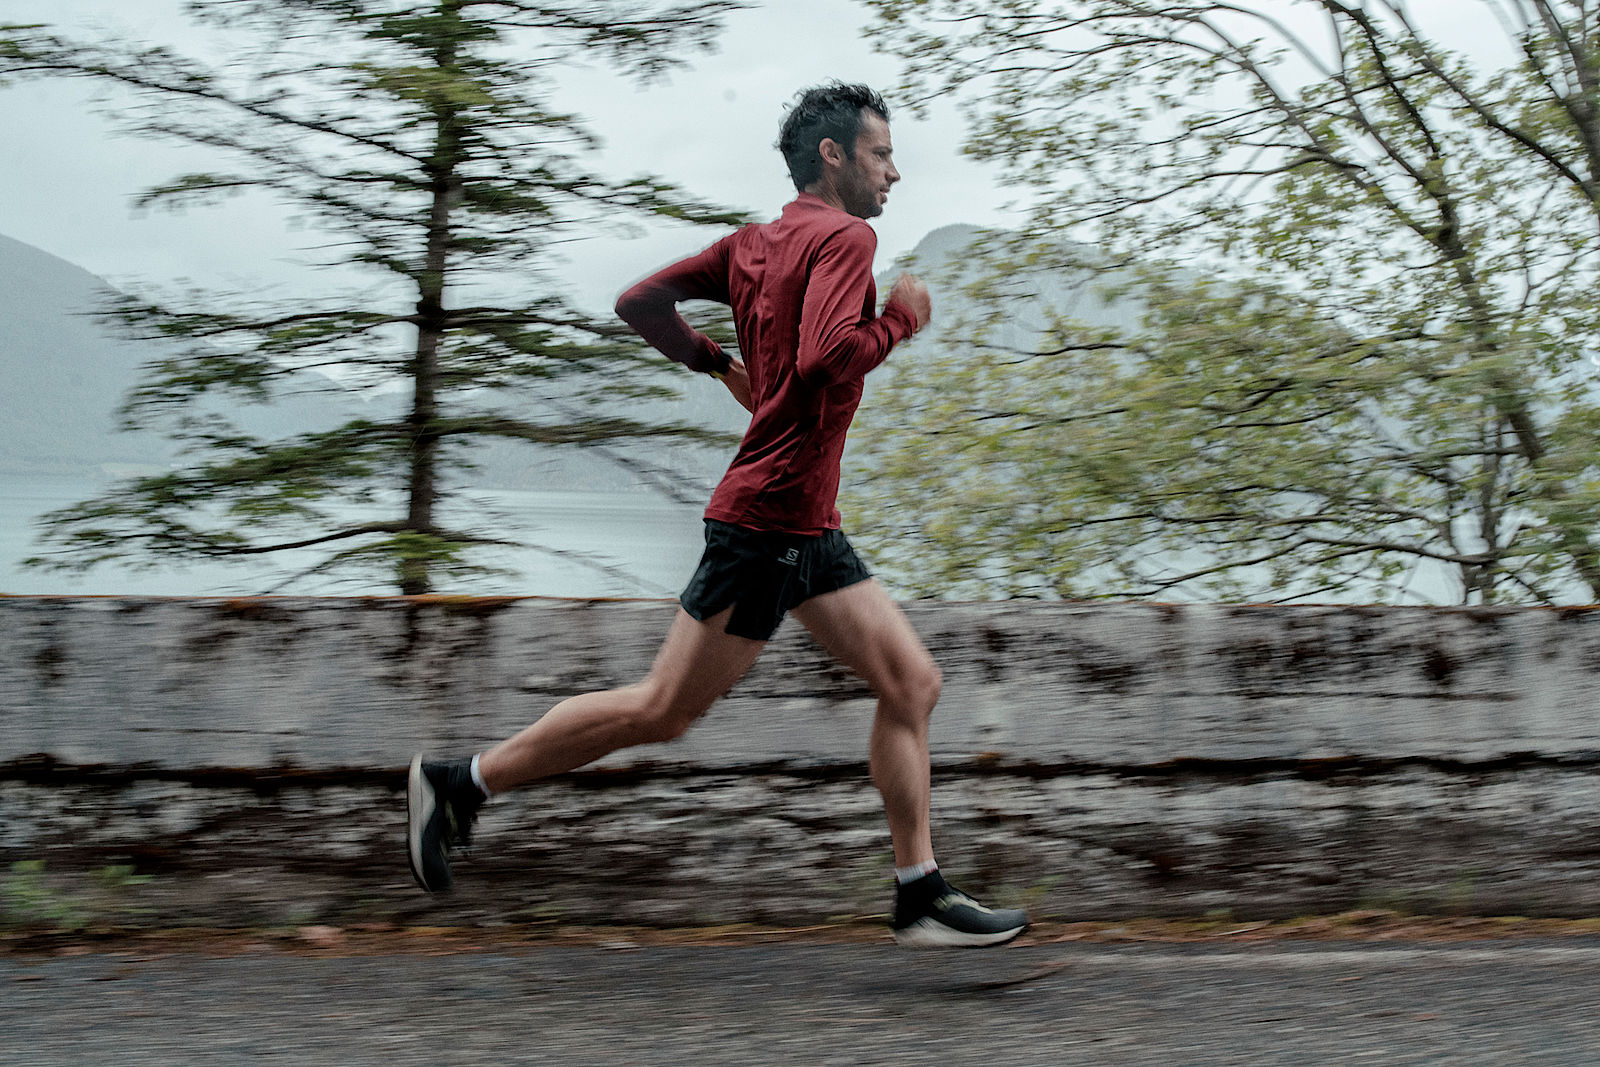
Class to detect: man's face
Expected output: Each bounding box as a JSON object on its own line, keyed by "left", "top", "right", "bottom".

{"left": 837, "top": 110, "right": 899, "bottom": 219}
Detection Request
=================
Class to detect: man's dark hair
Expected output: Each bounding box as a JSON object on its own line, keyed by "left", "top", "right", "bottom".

{"left": 777, "top": 83, "right": 890, "bottom": 192}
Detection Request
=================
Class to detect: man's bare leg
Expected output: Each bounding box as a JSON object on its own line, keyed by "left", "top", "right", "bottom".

{"left": 792, "top": 579, "right": 1028, "bottom": 946}
{"left": 408, "top": 605, "right": 763, "bottom": 893}
{"left": 790, "top": 579, "right": 940, "bottom": 869}
{"left": 477, "top": 606, "right": 765, "bottom": 791}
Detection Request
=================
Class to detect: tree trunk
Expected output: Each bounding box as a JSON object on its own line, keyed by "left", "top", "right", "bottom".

{"left": 400, "top": 2, "right": 460, "bottom": 596}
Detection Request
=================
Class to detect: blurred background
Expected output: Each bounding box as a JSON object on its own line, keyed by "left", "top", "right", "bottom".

{"left": 2, "top": 0, "right": 1596, "bottom": 607}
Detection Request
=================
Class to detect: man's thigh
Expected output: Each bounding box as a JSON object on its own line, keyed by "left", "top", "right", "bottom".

{"left": 789, "top": 579, "right": 937, "bottom": 697}
{"left": 645, "top": 605, "right": 767, "bottom": 715}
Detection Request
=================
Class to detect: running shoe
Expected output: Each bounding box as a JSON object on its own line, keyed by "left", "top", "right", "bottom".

{"left": 406, "top": 755, "right": 484, "bottom": 893}
{"left": 891, "top": 871, "right": 1030, "bottom": 948}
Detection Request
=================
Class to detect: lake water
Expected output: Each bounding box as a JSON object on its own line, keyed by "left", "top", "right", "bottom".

{"left": 0, "top": 475, "right": 707, "bottom": 598}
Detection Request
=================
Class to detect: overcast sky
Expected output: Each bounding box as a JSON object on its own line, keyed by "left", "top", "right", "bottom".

{"left": 0, "top": 0, "right": 1019, "bottom": 312}
{"left": 0, "top": 0, "right": 1514, "bottom": 314}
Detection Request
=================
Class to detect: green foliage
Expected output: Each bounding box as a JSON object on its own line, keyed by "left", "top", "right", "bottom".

{"left": 0, "top": 0, "right": 748, "bottom": 593}
{"left": 854, "top": 1, "right": 1600, "bottom": 604}
{"left": 0, "top": 860, "right": 151, "bottom": 933}
{"left": 1, "top": 861, "right": 87, "bottom": 933}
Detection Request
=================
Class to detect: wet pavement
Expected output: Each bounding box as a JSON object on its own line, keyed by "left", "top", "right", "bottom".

{"left": 5, "top": 935, "right": 1600, "bottom": 1064}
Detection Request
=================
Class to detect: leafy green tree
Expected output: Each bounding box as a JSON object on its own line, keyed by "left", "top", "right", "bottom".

{"left": 0, "top": 0, "right": 745, "bottom": 594}
{"left": 854, "top": 0, "right": 1600, "bottom": 604}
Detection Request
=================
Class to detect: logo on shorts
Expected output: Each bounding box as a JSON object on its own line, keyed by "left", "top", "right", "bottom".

{"left": 780, "top": 547, "right": 800, "bottom": 565}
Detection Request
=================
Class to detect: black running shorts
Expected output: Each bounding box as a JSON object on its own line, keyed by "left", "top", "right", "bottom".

{"left": 679, "top": 520, "right": 873, "bottom": 641}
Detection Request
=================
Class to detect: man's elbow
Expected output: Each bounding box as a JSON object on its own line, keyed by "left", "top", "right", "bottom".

{"left": 614, "top": 285, "right": 646, "bottom": 327}
{"left": 795, "top": 354, "right": 837, "bottom": 388}
{"left": 798, "top": 338, "right": 871, "bottom": 387}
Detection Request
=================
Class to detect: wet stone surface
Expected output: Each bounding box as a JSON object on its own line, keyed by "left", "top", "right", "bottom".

{"left": 5, "top": 938, "right": 1600, "bottom": 1065}
{"left": 3, "top": 598, "right": 1600, "bottom": 926}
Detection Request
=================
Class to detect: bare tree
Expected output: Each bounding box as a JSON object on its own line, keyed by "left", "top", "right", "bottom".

{"left": 852, "top": 0, "right": 1600, "bottom": 604}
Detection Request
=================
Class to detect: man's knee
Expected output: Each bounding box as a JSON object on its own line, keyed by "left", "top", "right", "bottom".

{"left": 880, "top": 656, "right": 942, "bottom": 718}
{"left": 641, "top": 709, "right": 703, "bottom": 744}
{"left": 631, "top": 684, "right": 713, "bottom": 744}
{"left": 915, "top": 659, "right": 943, "bottom": 713}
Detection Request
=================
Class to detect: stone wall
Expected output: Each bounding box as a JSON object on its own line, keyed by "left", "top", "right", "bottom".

{"left": 2, "top": 595, "right": 1598, "bottom": 928}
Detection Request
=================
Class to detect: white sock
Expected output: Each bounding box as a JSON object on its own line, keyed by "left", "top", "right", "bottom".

{"left": 469, "top": 753, "right": 492, "bottom": 799}
{"left": 895, "top": 860, "right": 939, "bottom": 885}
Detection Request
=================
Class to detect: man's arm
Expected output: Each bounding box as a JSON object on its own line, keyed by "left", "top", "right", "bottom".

{"left": 614, "top": 239, "right": 734, "bottom": 376}
{"left": 886, "top": 274, "right": 932, "bottom": 331}
{"left": 796, "top": 223, "right": 923, "bottom": 387}
{"left": 718, "top": 357, "right": 753, "bottom": 413}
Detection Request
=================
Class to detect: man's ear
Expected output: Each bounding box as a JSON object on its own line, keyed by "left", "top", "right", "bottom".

{"left": 817, "top": 136, "right": 847, "bottom": 170}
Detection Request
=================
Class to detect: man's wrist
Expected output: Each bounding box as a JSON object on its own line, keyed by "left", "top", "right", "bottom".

{"left": 704, "top": 343, "right": 733, "bottom": 378}
{"left": 882, "top": 298, "right": 920, "bottom": 339}
{"left": 681, "top": 334, "right": 732, "bottom": 376}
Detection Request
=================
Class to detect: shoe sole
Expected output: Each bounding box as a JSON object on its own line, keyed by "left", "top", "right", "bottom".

{"left": 893, "top": 917, "right": 1028, "bottom": 949}
{"left": 406, "top": 754, "right": 442, "bottom": 892}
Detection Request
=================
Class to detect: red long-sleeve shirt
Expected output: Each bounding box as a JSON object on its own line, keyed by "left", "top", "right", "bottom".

{"left": 615, "top": 193, "right": 918, "bottom": 534}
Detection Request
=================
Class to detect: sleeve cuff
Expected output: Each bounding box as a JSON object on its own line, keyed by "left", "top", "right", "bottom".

{"left": 881, "top": 298, "right": 919, "bottom": 342}
{"left": 681, "top": 334, "right": 730, "bottom": 375}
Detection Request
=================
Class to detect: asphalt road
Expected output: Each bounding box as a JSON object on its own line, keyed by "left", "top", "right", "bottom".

{"left": 6, "top": 939, "right": 1600, "bottom": 1065}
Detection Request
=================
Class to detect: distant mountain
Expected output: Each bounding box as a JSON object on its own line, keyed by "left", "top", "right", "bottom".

{"left": 0, "top": 234, "right": 177, "bottom": 477}
{"left": 0, "top": 233, "right": 413, "bottom": 481}
{"left": 0, "top": 234, "right": 735, "bottom": 496}
{"left": 876, "top": 223, "right": 1148, "bottom": 347}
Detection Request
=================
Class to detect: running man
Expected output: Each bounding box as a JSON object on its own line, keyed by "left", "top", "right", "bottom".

{"left": 408, "top": 83, "right": 1028, "bottom": 948}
